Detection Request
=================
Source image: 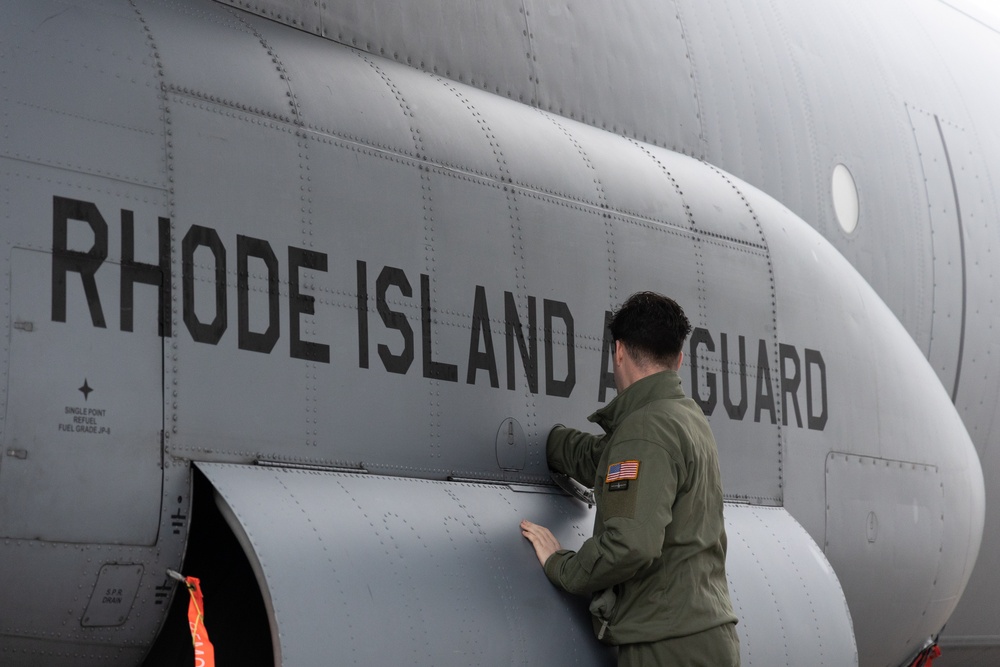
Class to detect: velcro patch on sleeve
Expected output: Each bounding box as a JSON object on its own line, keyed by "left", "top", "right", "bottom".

{"left": 605, "top": 460, "right": 640, "bottom": 484}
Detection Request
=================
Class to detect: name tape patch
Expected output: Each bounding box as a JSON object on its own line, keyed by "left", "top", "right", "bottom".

{"left": 606, "top": 460, "right": 639, "bottom": 484}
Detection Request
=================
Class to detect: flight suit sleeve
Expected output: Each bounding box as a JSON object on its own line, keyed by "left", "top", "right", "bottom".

{"left": 543, "top": 438, "right": 681, "bottom": 595}
{"left": 546, "top": 425, "right": 606, "bottom": 486}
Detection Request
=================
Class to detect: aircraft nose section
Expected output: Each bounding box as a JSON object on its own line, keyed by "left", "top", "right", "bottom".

{"left": 739, "top": 183, "right": 986, "bottom": 667}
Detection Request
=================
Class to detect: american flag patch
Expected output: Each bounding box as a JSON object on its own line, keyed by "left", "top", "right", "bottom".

{"left": 606, "top": 460, "right": 640, "bottom": 483}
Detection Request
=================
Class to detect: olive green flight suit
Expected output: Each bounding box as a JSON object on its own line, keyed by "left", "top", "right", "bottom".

{"left": 544, "top": 370, "right": 739, "bottom": 666}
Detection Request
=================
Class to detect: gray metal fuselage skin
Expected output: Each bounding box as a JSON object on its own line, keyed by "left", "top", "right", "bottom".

{"left": 0, "top": 0, "right": 992, "bottom": 666}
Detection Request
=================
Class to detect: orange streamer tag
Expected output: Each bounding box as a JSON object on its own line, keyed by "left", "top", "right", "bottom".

{"left": 183, "top": 576, "right": 216, "bottom": 667}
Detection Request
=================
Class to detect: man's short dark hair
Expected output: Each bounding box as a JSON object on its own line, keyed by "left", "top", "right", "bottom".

{"left": 608, "top": 292, "right": 692, "bottom": 367}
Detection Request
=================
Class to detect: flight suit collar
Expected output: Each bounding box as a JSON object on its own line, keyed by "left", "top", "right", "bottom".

{"left": 588, "top": 369, "right": 685, "bottom": 433}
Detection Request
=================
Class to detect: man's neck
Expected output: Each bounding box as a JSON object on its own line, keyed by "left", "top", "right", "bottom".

{"left": 617, "top": 362, "right": 670, "bottom": 392}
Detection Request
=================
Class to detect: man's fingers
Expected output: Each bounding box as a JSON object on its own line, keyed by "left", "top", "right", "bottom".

{"left": 520, "top": 520, "right": 549, "bottom": 543}
{"left": 521, "top": 521, "right": 538, "bottom": 543}
{"left": 520, "top": 519, "right": 561, "bottom": 566}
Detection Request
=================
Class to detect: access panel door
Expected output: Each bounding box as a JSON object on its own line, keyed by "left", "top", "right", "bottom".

{"left": 0, "top": 247, "right": 163, "bottom": 545}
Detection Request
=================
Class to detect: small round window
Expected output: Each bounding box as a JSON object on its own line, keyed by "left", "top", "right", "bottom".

{"left": 832, "top": 163, "right": 859, "bottom": 234}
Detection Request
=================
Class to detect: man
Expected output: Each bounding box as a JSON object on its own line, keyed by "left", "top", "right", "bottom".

{"left": 521, "top": 292, "right": 739, "bottom": 666}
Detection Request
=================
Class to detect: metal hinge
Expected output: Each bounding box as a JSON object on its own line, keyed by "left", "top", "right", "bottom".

{"left": 551, "top": 472, "right": 595, "bottom": 508}
{"left": 255, "top": 459, "right": 369, "bottom": 474}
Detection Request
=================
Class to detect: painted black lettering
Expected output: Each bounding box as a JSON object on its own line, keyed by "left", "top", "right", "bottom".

{"left": 779, "top": 344, "right": 803, "bottom": 427}
{"left": 690, "top": 327, "right": 716, "bottom": 416}
{"left": 754, "top": 339, "right": 776, "bottom": 424}
{"left": 357, "top": 260, "right": 369, "bottom": 369}
{"left": 505, "top": 292, "right": 538, "bottom": 393}
{"left": 805, "top": 348, "right": 828, "bottom": 431}
{"left": 598, "top": 310, "right": 615, "bottom": 403}
{"left": 543, "top": 299, "right": 575, "bottom": 398}
{"left": 288, "top": 247, "right": 330, "bottom": 363}
{"left": 721, "top": 333, "right": 748, "bottom": 420}
{"left": 51, "top": 196, "right": 107, "bottom": 327}
{"left": 376, "top": 266, "right": 413, "bottom": 374}
{"left": 120, "top": 210, "right": 171, "bottom": 337}
{"left": 182, "top": 225, "right": 227, "bottom": 344}
{"left": 467, "top": 285, "right": 499, "bottom": 387}
{"left": 421, "top": 273, "right": 458, "bottom": 382}
{"left": 236, "top": 235, "right": 279, "bottom": 354}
